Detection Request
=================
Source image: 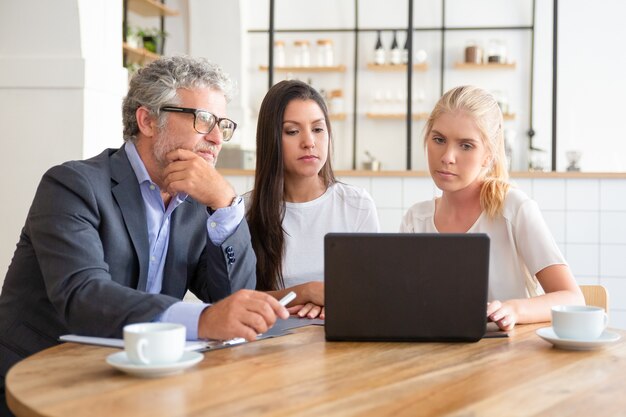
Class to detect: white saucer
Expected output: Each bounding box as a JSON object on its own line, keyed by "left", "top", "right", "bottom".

{"left": 106, "top": 351, "right": 203, "bottom": 377}
{"left": 536, "top": 327, "right": 621, "bottom": 350}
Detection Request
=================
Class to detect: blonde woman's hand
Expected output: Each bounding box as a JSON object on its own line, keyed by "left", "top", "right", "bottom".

{"left": 487, "top": 300, "right": 518, "bottom": 331}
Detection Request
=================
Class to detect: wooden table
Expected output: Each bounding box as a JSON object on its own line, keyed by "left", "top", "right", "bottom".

{"left": 6, "top": 324, "right": 626, "bottom": 417}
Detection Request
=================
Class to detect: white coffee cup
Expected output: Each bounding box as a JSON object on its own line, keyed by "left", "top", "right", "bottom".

{"left": 551, "top": 305, "right": 608, "bottom": 340}
{"left": 123, "top": 323, "right": 186, "bottom": 365}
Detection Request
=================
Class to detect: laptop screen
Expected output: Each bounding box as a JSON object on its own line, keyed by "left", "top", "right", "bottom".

{"left": 324, "top": 233, "right": 490, "bottom": 342}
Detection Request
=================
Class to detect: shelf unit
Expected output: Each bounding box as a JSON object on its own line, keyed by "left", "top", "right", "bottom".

{"left": 366, "top": 63, "right": 428, "bottom": 71}
{"left": 330, "top": 113, "right": 347, "bottom": 121}
{"left": 453, "top": 62, "right": 517, "bottom": 70}
{"left": 127, "top": 0, "right": 179, "bottom": 17}
{"left": 254, "top": 0, "right": 538, "bottom": 171}
{"left": 122, "top": 42, "right": 160, "bottom": 64}
{"left": 122, "top": 0, "right": 178, "bottom": 67}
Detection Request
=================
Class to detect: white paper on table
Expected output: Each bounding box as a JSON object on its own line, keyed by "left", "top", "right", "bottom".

{"left": 59, "top": 334, "right": 208, "bottom": 351}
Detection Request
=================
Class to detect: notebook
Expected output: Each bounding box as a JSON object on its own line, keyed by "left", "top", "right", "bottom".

{"left": 324, "top": 233, "right": 490, "bottom": 342}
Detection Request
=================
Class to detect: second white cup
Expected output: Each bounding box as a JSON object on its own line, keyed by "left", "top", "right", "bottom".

{"left": 551, "top": 305, "right": 608, "bottom": 340}
{"left": 123, "top": 322, "right": 186, "bottom": 365}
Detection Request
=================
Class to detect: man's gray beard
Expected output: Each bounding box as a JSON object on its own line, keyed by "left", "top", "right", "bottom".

{"left": 153, "top": 135, "right": 173, "bottom": 169}
{"left": 153, "top": 135, "right": 218, "bottom": 168}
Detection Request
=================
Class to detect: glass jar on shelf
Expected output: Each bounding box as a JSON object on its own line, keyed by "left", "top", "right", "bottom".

{"left": 464, "top": 40, "right": 483, "bottom": 64}
{"left": 528, "top": 147, "right": 547, "bottom": 171}
{"left": 487, "top": 39, "right": 507, "bottom": 63}
{"left": 316, "top": 39, "right": 334, "bottom": 67}
{"left": 274, "top": 40, "right": 286, "bottom": 68}
{"left": 293, "top": 40, "right": 310, "bottom": 67}
{"left": 329, "top": 89, "right": 344, "bottom": 115}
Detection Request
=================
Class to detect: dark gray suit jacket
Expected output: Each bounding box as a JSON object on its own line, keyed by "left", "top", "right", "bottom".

{"left": 0, "top": 146, "right": 256, "bottom": 380}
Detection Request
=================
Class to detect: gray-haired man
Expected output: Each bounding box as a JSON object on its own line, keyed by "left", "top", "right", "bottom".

{"left": 0, "top": 56, "right": 287, "bottom": 414}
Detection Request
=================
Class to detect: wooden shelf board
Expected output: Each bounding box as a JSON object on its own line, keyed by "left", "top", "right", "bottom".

{"left": 123, "top": 43, "right": 160, "bottom": 63}
{"left": 259, "top": 65, "right": 346, "bottom": 73}
{"left": 128, "top": 0, "right": 179, "bottom": 16}
{"left": 362, "top": 111, "right": 505, "bottom": 121}
{"left": 330, "top": 113, "right": 347, "bottom": 121}
{"left": 454, "top": 62, "right": 516, "bottom": 69}
{"left": 366, "top": 112, "right": 429, "bottom": 120}
{"left": 366, "top": 63, "right": 428, "bottom": 71}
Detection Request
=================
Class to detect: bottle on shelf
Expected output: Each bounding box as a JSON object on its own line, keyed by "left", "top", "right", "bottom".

{"left": 389, "top": 30, "right": 402, "bottom": 65}
{"left": 274, "top": 40, "right": 286, "bottom": 67}
{"left": 374, "top": 30, "right": 385, "bottom": 65}
{"left": 413, "top": 88, "right": 426, "bottom": 113}
{"left": 293, "top": 40, "right": 311, "bottom": 67}
{"left": 316, "top": 39, "right": 334, "bottom": 67}
{"left": 402, "top": 30, "right": 410, "bottom": 65}
{"left": 371, "top": 90, "right": 383, "bottom": 113}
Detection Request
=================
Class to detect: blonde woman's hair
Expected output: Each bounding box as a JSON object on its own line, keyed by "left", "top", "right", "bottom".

{"left": 424, "top": 85, "right": 510, "bottom": 217}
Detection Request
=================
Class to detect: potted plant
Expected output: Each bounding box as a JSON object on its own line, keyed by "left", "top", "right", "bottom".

{"left": 137, "top": 27, "right": 168, "bottom": 54}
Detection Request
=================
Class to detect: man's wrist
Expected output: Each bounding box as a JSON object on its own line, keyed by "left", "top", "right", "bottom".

{"left": 209, "top": 194, "right": 240, "bottom": 213}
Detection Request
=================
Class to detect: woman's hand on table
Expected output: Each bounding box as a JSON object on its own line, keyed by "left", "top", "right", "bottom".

{"left": 288, "top": 303, "right": 325, "bottom": 319}
{"left": 487, "top": 300, "right": 518, "bottom": 331}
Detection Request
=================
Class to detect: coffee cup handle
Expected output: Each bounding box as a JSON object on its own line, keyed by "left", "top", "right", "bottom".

{"left": 136, "top": 338, "right": 150, "bottom": 365}
{"left": 603, "top": 312, "right": 609, "bottom": 330}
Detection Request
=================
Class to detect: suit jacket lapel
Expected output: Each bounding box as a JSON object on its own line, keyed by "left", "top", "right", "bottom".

{"left": 110, "top": 146, "right": 150, "bottom": 291}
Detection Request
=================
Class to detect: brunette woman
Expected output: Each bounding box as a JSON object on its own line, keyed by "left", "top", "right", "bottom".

{"left": 247, "top": 80, "right": 379, "bottom": 319}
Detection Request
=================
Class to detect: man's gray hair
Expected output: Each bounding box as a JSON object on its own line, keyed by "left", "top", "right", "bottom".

{"left": 122, "top": 55, "right": 235, "bottom": 142}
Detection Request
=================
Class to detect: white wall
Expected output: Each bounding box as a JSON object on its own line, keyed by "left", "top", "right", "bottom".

{"left": 0, "top": 0, "right": 127, "bottom": 286}
{"left": 557, "top": 0, "right": 626, "bottom": 172}
{"left": 188, "top": 0, "right": 250, "bottom": 149}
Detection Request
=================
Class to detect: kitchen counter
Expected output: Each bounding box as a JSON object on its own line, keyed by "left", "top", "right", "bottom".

{"left": 220, "top": 169, "right": 626, "bottom": 178}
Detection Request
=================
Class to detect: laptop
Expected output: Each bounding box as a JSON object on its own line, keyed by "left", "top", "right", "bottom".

{"left": 324, "top": 233, "right": 490, "bottom": 342}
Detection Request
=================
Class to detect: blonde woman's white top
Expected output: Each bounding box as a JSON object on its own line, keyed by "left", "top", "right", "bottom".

{"left": 280, "top": 182, "right": 380, "bottom": 288}
{"left": 400, "top": 188, "right": 566, "bottom": 301}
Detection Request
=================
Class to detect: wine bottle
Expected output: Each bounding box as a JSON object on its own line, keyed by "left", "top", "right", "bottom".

{"left": 390, "top": 30, "right": 401, "bottom": 65}
{"left": 374, "top": 30, "right": 385, "bottom": 65}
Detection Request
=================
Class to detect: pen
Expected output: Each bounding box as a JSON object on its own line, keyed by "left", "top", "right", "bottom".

{"left": 222, "top": 292, "right": 297, "bottom": 346}
{"left": 279, "top": 291, "right": 297, "bottom": 307}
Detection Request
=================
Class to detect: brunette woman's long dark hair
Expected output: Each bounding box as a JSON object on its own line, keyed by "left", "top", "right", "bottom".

{"left": 247, "top": 80, "right": 336, "bottom": 291}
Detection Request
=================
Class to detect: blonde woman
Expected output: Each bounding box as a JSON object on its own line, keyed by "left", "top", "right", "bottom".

{"left": 401, "top": 86, "right": 583, "bottom": 330}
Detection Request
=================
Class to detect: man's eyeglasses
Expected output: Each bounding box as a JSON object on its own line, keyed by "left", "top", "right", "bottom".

{"left": 160, "top": 106, "right": 237, "bottom": 141}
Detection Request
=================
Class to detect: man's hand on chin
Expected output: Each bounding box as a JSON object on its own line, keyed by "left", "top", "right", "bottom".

{"left": 162, "top": 148, "right": 234, "bottom": 208}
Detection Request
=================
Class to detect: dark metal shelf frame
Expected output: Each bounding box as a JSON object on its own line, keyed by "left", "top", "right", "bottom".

{"left": 256, "top": 0, "right": 554, "bottom": 170}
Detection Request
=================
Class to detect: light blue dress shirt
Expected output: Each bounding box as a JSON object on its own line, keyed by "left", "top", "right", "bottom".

{"left": 124, "top": 143, "right": 244, "bottom": 339}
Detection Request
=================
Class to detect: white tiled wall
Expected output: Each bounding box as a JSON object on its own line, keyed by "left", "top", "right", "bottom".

{"left": 227, "top": 174, "right": 626, "bottom": 329}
